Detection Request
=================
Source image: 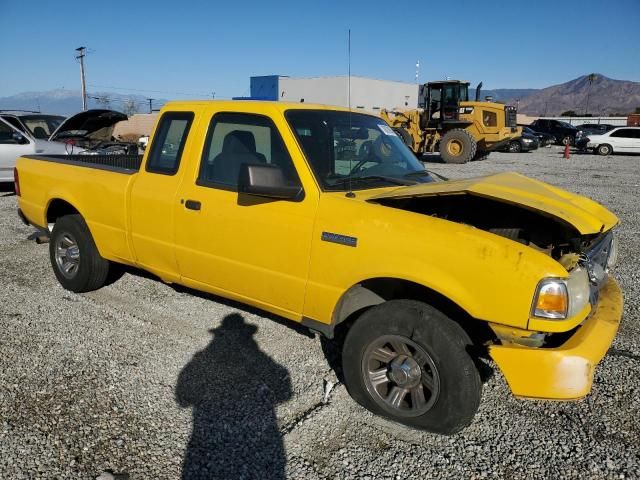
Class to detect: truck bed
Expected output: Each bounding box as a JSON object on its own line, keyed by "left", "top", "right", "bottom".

{"left": 28, "top": 154, "right": 142, "bottom": 174}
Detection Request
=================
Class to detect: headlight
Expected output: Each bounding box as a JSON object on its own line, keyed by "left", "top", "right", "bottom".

{"left": 523, "top": 138, "right": 533, "bottom": 143}
{"left": 532, "top": 268, "right": 590, "bottom": 320}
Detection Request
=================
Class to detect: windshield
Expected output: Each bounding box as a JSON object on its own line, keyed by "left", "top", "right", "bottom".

{"left": 286, "top": 110, "right": 432, "bottom": 191}
{"left": 20, "top": 115, "right": 65, "bottom": 139}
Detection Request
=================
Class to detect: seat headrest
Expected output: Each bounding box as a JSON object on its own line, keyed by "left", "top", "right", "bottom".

{"left": 222, "top": 130, "right": 257, "bottom": 154}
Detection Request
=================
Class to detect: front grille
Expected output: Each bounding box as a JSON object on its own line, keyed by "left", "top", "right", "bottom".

{"left": 583, "top": 231, "right": 614, "bottom": 304}
{"left": 504, "top": 106, "right": 517, "bottom": 127}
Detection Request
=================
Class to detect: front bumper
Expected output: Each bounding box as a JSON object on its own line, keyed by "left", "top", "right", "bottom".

{"left": 489, "top": 276, "right": 622, "bottom": 400}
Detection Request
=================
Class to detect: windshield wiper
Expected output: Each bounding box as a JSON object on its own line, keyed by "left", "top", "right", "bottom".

{"left": 404, "top": 169, "right": 449, "bottom": 181}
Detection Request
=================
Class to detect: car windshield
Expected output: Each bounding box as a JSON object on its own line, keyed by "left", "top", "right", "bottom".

{"left": 286, "top": 109, "right": 432, "bottom": 191}
{"left": 19, "top": 115, "right": 66, "bottom": 139}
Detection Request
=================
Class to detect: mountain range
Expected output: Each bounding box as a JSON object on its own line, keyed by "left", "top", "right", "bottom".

{"left": 1, "top": 74, "right": 638, "bottom": 117}
{"left": 0, "top": 89, "right": 168, "bottom": 116}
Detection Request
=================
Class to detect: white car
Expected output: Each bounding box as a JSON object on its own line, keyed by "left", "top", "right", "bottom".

{"left": 0, "top": 117, "right": 69, "bottom": 183}
{"left": 586, "top": 126, "right": 640, "bottom": 156}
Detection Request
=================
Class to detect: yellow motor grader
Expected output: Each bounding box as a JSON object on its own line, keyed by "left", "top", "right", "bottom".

{"left": 381, "top": 80, "right": 521, "bottom": 163}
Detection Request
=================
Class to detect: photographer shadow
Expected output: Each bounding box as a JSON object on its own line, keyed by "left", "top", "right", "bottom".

{"left": 175, "top": 313, "right": 291, "bottom": 479}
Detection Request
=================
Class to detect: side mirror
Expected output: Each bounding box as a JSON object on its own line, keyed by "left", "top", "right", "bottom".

{"left": 238, "top": 163, "right": 303, "bottom": 200}
{"left": 12, "top": 132, "right": 28, "bottom": 144}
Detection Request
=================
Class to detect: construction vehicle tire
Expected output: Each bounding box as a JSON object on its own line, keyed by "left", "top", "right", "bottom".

{"left": 393, "top": 127, "right": 414, "bottom": 151}
{"left": 439, "top": 129, "right": 477, "bottom": 164}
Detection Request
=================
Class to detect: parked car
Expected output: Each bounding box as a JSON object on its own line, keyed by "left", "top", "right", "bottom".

{"left": 0, "top": 117, "right": 68, "bottom": 182}
{"left": 583, "top": 126, "right": 640, "bottom": 155}
{"left": 529, "top": 119, "right": 583, "bottom": 146}
{"left": 574, "top": 123, "right": 617, "bottom": 136}
{"left": 49, "top": 109, "right": 137, "bottom": 155}
{"left": 519, "top": 125, "right": 555, "bottom": 146}
{"left": 500, "top": 132, "right": 539, "bottom": 153}
{"left": 15, "top": 100, "right": 622, "bottom": 434}
{"left": 0, "top": 111, "right": 66, "bottom": 140}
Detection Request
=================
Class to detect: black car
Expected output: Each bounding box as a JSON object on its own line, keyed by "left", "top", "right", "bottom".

{"left": 529, "top": 119, "right": 583, "bottom": 146}
{"left": 500, "top": 132, "right": 539, "bottom": 153}
{"left": 574, "top": 123, "right": 617, "bottom": 136}
{"left": 520, "top": 125, "right": 555, "bottom": 146}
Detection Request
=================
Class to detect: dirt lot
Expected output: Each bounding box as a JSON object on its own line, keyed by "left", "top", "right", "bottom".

{"left": 1, "top": 147, "right": 639, "bottom": 479}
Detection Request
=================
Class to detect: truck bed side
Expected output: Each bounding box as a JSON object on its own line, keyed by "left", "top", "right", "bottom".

{"left": 17, "top": 154, "right": 141, "bottom": 265}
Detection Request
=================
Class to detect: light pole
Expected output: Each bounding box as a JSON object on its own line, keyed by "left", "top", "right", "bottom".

{"left": 75, "top": 47, "right": 87, "bottom": 111}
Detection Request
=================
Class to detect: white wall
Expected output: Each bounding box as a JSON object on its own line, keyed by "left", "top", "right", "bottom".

{"left": 278, "top": 76, "right": 418, "bottom": 113}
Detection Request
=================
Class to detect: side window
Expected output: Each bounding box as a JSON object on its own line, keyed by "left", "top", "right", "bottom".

{"left": 1, "top": 116, "right": 25, "bottom": 134}
{"left": 610, "top": 129, "right": 630, "bottom": 138}
{"left": 0, "top": 120, "right": 21, "bottom": 144}
{"left": 146, "top": 112, "right": 194, "bottom": 175}
{"left": 197, "top": 112, "right": 300, "bottom": 189}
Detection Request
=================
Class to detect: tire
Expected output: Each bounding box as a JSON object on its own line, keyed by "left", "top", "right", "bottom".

{"left": 393, "top": 127, "right": 414, "bottom": 151}
{"left": 561, "top": 136, "right": 573, "bottom": 146}
{"left": 439, "top": 129, "right": 477, "bottom": 164}
{"left": 49, "top": 214, "right": 110, "bottom": 293}
{"left": 507, "top": 140, "right": 522, "bottom": 153}
{"left": 597, "top": 144, "right": 612, "bottom": 156}
{"left": 342, "top": 300, "right": 482, "bottom": 434}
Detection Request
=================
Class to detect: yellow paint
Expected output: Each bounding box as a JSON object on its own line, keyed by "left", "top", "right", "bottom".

{"left": 15, "top": 100, "right": 623, "bottom": 400}
{"left": 489, "top": 277, "right": 623, "bottom": 399}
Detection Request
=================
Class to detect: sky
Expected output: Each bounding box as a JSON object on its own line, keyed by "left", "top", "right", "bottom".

{"left": 1, "top": 0, "right": 639, "bottom": 99}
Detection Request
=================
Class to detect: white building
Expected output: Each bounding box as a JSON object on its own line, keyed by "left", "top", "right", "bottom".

{"left": 248, "top": 75, "right": 419, "bottom": 113}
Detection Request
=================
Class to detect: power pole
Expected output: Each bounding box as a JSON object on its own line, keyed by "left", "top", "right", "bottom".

{"left": 147, "top": 98, "right": 154, "bottom": 113}
{"left": 75, "top": 47, "right": 87, "bottom": 111}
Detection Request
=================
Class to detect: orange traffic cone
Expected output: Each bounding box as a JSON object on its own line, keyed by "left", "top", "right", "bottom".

{"left": 563, "top": 143, "right": 570, "bottom": 159}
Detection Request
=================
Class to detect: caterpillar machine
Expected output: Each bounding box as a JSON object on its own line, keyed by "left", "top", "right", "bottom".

{"left": 381, "top": 81, "right": 521, "bottom": 163}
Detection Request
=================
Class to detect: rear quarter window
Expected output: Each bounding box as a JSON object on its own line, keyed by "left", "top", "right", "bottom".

{"left": 146, "top": 112, "right": 194, "bottom": 175}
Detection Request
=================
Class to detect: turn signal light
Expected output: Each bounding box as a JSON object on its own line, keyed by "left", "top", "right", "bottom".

{"left": 533, "top": 280, "right": 568, "bottom": 319}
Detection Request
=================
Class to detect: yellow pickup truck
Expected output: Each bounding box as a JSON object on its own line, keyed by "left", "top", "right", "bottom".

{"left": 15, "top": 101, "right": 622, "bottom": 434}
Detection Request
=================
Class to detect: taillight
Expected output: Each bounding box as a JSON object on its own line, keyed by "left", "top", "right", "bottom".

{"left": 14, "top": 168, "right": 20, "bottom": 196}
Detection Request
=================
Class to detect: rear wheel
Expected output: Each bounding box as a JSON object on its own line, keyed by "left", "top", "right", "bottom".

{"left": 597, "top": 144, "right": 612, "bottom": 156}
{"left": 439, "top": 129, "right": 477, "bottom": 164}
{"left": 49, "top": 214, "right": 110, "bottom": 292}
{"left": 342, "top": 300, "right": 482, "bottom": 434}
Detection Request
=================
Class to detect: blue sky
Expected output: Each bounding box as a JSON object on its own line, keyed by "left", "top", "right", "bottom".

{"left": 1, "top": 0, "right": 639, "bottom": 99}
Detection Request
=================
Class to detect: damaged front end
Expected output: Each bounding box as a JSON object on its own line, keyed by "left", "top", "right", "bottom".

{"left": 367, "top": 172, "right": 622, "bottom": 400}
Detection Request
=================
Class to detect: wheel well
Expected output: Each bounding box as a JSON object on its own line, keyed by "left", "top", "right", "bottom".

{"left": 332, "top": 278, "right": 493, "bottom": 347}
{"left": 46, "top": 199, "right": 80, "bottom": 225}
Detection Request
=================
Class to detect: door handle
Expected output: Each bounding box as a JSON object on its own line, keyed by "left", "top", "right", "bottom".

{"left": 184, "top": 199, "right": 201, "bottom": 211}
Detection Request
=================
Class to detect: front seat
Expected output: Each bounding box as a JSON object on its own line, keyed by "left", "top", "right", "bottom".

{"left": 208, "top": 130, "right": 266, "bottom": 185}
{"left": 33, "top": 126, "right": 48, "bottom": 139}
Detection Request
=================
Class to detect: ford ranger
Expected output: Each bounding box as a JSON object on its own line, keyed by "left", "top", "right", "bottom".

{"left": 15, "top": 101, "right": 623, "bottom": 434}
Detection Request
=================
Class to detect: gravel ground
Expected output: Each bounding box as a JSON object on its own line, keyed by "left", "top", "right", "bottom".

{"left": 1, "top": 147, "right": 639, "bottom": 479}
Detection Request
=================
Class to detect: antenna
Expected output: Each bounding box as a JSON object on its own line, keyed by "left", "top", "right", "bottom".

{"left": 346, "top": 29, "right": 355, "bottom": 198}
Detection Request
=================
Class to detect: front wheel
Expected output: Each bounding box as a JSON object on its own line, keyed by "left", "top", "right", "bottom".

{"left": 439, "top": 129, "right": 477, "bottom": 164}
{"left": 49, "top": 214, "right": 110, "bottom": 292}
{"left": 342, "top": 300, "right": 481, "bottom": 434}
{"left": 507, "top": 140, "right": 522, "bottom": 153}
{"left": 561, "top": 136, "right": 573, "bottom": 146}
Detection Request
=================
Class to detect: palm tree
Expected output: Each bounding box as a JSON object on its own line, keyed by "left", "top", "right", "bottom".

{"left": 585, "top": 73, "right": 597, "bottom": 116}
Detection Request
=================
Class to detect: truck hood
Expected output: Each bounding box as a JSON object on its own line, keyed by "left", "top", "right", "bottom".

{"left": 368, "top": 172, "right": 618, "bottom": 235}
{"left": 49, "top": 109, "right": 128, "bottom": 142}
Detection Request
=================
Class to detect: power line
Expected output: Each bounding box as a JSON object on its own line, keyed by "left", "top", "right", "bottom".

{"left": 87, "top": 83, "right": 226, "bottom": 98}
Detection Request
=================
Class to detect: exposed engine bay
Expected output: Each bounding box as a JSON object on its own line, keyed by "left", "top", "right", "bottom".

{"left": 372, "top": 193, "right": 603, "bottom": 261}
